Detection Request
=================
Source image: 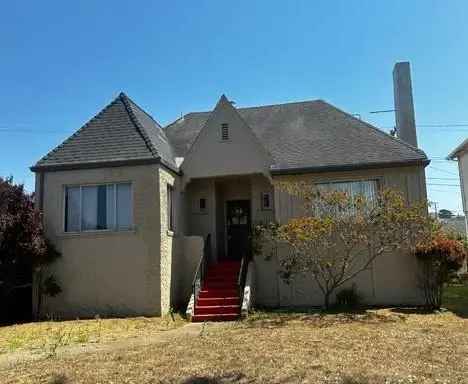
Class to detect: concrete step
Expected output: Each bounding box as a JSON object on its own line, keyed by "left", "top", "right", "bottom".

{"left": 195, "top": 304, "right": 240, "bottom": 315}
{"left": 192, "top": 313, "right": 240, "bottom": 322}
{"left": 197, "top": 297, "right": 240, "bottom": 306}
{"left": 198, "top": 289, "right": 239, "bottom": 298}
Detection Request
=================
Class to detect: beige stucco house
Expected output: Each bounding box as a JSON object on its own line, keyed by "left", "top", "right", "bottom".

{"left": 31, "top": 63, "right": 430, "bottom": 320}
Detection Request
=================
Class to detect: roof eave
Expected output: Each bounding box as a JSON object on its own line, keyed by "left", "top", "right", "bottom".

{"left": 270, "top": 159, "right": 431, "bottom": 176}
{"left": 447, "top": 139, "right": 468, "bottom": 160}
{"left": 31, "top": 157, "right": 181, "bottom": 175}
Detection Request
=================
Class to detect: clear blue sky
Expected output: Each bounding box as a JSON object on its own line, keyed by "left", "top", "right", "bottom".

{"left": 1, "top": 1, "right": 468, "bottom": 214}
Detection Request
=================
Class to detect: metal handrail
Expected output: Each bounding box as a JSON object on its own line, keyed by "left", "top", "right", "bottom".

{"left": 237, "top": 255, "right": 248, "bottom": 305}
{"left": 192, "top": 234, "right": 211, "bottom": 305}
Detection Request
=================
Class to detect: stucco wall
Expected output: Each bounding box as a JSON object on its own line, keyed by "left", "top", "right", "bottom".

{"left": 254, "top": 165, "right": 428, "bottom": 307}
{"left": 181, "top": 97, "right": 271, "bottom": 183}
{"left": 158, "top": 166, "right": 176, "bottom": 314}
{"left": 37, "top": 164, "right": 164, "bottom": 318}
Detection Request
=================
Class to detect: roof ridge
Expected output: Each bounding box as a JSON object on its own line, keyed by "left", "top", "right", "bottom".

{"left": 36, "top": 94, "right": 123, "bottom": 164}
{"left": 238, "top": 99, "right": 321, "bottom": 111}
{"left": 119, "top": 93, "right": 159, "bottom": 158}
{"left": 318, "top": 100, "right": 428, "bottom": 158}
{"left": 164, "top": 99, "right": 322, "bottom": 129}
{"left": 122, "top": 93, "right": 164, "bottom": 129}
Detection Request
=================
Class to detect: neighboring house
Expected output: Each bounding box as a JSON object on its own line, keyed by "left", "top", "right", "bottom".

{"left": 447, "top": 140, "right": 468, "bottom": 274}
{"left": 31, "top": 62, "right": 429, "bottom": 320}
{"left": 440, "top": 216, "right": 467, "bottom": 238}
{"left": 448, "top": 140, "right": 468, "bottom": 238}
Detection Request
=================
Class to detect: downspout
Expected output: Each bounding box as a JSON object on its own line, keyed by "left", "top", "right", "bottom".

{"left": 38, "top": 172, "right": 45, "bottom": 213}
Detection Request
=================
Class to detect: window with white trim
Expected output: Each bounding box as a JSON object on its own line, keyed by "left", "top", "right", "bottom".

{"left": 167, "top": 184, "right": 174, "bottom": 231}
{"left": 199, "top": 198, "right": 207, "bottom": 212}
{"left": 261, "top": 192, "right": 272, "bottom": 210}
{"left": 64, "top": 183, "right": 132, "bottom": 232}
{"left": 316, "top": 180, "right": 378, "bottom": 201}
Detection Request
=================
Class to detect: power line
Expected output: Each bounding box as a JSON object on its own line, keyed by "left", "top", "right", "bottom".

{"left": 417, "top": 124, "right": 468, "bottom": 127}
{"left": 427, "top": 183, "right": 460, "bottom": 187}
{"left": 0, "top": 129, "right": 68, "bottom": 133}
{"left": 427, "top": 177, "right": 459, "bottom": 181}
{"left": 428, "top": 165, "right": 458, "bottom": 176}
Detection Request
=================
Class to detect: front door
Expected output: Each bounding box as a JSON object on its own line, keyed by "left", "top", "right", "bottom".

{"left": 226, "top": 200, "right": 251, "bottom": 260}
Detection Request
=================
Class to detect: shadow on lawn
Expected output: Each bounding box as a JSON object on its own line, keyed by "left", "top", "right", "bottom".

{"left": 242, "top": 308, "right": 405, "bottom": 329}
{"left": 179, "top": 373, "right": 250, "bottom": 384}
{"left": 180, "top": 373, "right": 300, "bottom": 384}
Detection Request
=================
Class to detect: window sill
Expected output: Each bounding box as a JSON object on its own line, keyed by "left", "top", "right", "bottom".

{"left": 59, "top": 229, "right": 137, "bottom": 238}
{"left": 166, "top": 230, "right": 175, "bottom": 237}
{"left": 192, "top": 211, "right": 208, "bottom": 215}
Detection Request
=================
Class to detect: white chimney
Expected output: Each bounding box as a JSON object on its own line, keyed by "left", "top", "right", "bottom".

{"left": 393, "top": 62, "right": 418, "bottom": 147}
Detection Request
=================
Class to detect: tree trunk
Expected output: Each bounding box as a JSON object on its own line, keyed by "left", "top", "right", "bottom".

{"left": 34, "top": 269, "right": 43, "bottom": 320}
{"left": 324, "top": 292, "right": 331, "bottom": 310}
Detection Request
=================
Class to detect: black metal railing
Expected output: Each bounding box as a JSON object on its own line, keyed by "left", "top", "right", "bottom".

{"left": 237, "top": 255, "right": 248, "bottom": 307}
{"left": 192, "top": 234, "right": 211, "bottom": 305}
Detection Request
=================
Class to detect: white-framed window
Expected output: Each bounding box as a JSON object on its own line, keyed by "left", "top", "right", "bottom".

{"left": 261, "top": 192, "right": 272, "bottom": 210}
{"left": 221, "top": 123, "right": 229, "bottom": 141}
{"left": 316, "top": 179, "right": 378, "bottom": 201}
{"left": 199, "top": 198, "right": 207, "bottom": 213}
{"left": 167, "top": 184, "right": 174, "bottom": 231}
{"left": 64, "top": 183, "right": 132, "bottom": 232}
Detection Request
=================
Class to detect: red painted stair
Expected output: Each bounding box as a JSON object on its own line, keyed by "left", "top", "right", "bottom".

{"left": 192, "top": 261, "right": 241, "bottom": 322}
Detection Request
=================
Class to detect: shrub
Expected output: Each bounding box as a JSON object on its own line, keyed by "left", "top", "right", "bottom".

{"left": 335, "top": 284, "right": 361, "bottom": 309}
{"left": 415, "top": 231, "right": 467, "bottom": 309}
{"left": 0, "top": 176, "right": 61, "bottom": 320}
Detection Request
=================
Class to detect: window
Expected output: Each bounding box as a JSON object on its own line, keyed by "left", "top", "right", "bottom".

{"left": 313, "top": 180, "right": 378, "bottom": 217}
{"left": 221, "top": 123, "right": 229, "bottom": 141}
{"left": 316, "top": 180, "right": 378, "bottom": 201}
{"left": 167, "top": 184, "right": 174, "bottom": 231}
{"left": 199, "top": 198, "right": 206, "bottom": 212}
{"left": 261, "top": 192, "right": 272, "bottom": 210}
{"left": 64, "top": 183, "right": 132, "bottom": 232}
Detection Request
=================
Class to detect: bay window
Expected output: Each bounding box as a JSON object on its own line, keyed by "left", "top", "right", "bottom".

{"left": 64, "top": 183, "right": 132, "bottom": 232}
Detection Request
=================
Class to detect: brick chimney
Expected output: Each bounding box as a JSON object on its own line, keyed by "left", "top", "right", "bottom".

{"left": 393, "top": 62, "right": 418, "bottom": 147}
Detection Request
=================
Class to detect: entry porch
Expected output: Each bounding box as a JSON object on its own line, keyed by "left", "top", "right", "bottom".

{"left": 183, "top": 173, "right": 275, "bottom": 263}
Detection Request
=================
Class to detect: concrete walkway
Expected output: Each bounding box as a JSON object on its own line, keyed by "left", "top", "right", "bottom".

{"left": 0, "top": 322, "right": 204, "bottom": 370}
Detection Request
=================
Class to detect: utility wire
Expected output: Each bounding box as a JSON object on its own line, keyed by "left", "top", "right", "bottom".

{"left": 428, "top": 165, "right": 458, "bottom": 176}
{"left": 427, "top": 177, "right": 459, "bottom": 180}
{"left": 427, "top": 183, "right": 460, "bottom": 187}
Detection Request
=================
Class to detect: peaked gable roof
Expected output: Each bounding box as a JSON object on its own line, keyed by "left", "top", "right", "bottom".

{"left": 183, "top": 94, "right": 272, "bottom": 163}
{"left": 165, "top": 99, "right": 429, "bottom": 173}
{"left": 32, "top": 93, "right": 177, "bottom": 172}
{"left": 181, "top": 95, "right": 272, "bottom": 180}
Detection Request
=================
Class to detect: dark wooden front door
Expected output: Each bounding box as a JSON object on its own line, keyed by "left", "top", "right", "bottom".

{"left": 226, "top": 200, "right": 251, "bottom": 260}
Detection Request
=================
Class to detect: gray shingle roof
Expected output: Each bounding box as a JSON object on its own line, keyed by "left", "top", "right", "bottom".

{"left": 32, "top": 93, "right": 176, "bottom": 172}
{"left": 165, "top": 99, "right": 428, "bottom": 173}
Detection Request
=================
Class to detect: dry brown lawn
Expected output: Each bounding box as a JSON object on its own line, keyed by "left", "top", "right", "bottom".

{"left": 1, "top": 308, "right": 467, "bottom": 384}
{"left": 0, "top": 314, "right": 184, "bottom": 356}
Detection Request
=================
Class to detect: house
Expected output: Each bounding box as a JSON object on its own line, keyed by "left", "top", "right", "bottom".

{"left": 447, "top": 140, "right": 468, "bottom": 274}
{"left": 31, "top": 62, "right": 429, "bottom": 320}
{"left": 448, "top": 140, "right": 468, "bottom": 238}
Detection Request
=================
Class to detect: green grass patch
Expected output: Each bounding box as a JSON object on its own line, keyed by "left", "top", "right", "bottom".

{"left": 444, "top": 283, "right": 468, "bottom": 317}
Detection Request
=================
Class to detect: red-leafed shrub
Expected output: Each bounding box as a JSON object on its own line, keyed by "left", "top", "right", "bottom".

{"left": 0, "top": 176, "right": 61, "bottom": 321}
{"left": 415, "top": 232, "right": 467, "bottom": 309}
